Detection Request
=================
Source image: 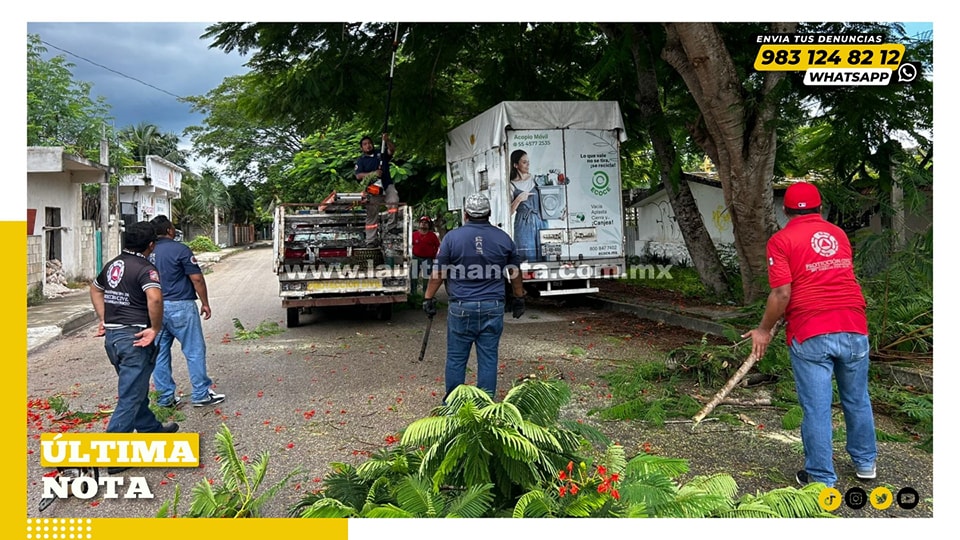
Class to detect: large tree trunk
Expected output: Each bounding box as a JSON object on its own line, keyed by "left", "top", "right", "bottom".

{"left": 602, "top": 23, "right": 732, "bottom": 299}
{"left": 662, "top": 23, "right": 794, "bottom": 303}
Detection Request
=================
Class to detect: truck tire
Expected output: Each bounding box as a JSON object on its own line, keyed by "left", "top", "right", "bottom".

{"left": 286, "top": 307, "right": 300, "bottom": 328}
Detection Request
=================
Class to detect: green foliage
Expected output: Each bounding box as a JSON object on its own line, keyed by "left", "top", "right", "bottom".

{"left": 231, "top": 318, "right": 283, "bottom": 340}
{"left": 856, "top": 228, "right": 933, "bottom": 357}
{"left": 620, "top": 266, "right": 708, "bottom": 300}
{"left": 27, "top": 283, "right": 46, "bottom": 307}
{"left": 402, "top": 382, "right": 583, "bottom": 506}
{"left": 186, "top": 235, "right": 219, "bottom": 253}
{"left": 288, "top": 379, "right": 833, "bottom": 519}
{"left": 158, "top": 424, "right": 300, "bottom": 517}
{"left": 27, "top": 34, "right": 114, "bottom": 158}
{"left": 781, "top": 406, "right": 803, "bottom": 431}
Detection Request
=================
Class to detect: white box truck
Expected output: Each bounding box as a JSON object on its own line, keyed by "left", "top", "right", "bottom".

{"left": 444, "top": 101, "right": 627, "bottom": 296}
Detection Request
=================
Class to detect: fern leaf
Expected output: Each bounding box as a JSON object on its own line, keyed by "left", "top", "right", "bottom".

{"left": 513, "top": 489, "right": 556, "bottom": 517}
{"left": 445, "top": 482, "right": 496, "bottom": 518}
{"left": 300, "top": 498, "right": 358, "bottom": 518}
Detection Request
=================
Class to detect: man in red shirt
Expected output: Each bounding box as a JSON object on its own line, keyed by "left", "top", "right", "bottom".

{"left": 744, "top": 182, "right": 876, "bottom": 489}
{"left": 411, "top": 216, "right": 440, "bottom": 295}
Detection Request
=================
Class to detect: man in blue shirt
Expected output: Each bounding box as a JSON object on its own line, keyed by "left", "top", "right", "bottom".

{"left": 355, "top": 133, "right": 399, "bottom": 246}
{"left": 422, "top": 193, "right": 525, "bottom": 400}
{"left": 149, "top": 215, "right": 225, "bottom": 408}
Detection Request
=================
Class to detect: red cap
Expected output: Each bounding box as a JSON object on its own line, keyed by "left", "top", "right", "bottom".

{"left": 783, "top": 182, "right": 821, "bottom": 210}
{"left": 419, "top": 216, "right": 431, "bottom": 222}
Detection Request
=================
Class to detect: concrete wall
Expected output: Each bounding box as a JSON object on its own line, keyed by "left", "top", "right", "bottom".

{"left": 26, "top": 175, "right": 83, "bottom": 280}
{"left": 631, "top": 182, "right": 788, "bottom": 265}
{"left": 27, "top": 235, "right": 43, "bottom": 293}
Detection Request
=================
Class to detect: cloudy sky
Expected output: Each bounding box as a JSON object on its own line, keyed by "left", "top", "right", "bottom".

{"left": 27, "top": 22, "right": 248, "bottom": 138}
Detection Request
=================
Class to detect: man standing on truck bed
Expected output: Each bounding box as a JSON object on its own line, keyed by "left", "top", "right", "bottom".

{"left": 422, "top": 193, "right": 526, "bottom": 401}
{"left": 356, "top": 133, "right": 399, "bottom": 246}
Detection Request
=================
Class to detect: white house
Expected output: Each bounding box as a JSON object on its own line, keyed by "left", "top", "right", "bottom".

{"left": 27, "top": 147, "right": 111, "bottom": 294}
{"left": 118, "top": 155, "right": 183, "bottom": 224}
{"left": 627, "top": 173, "right": 788, "bottom": 264}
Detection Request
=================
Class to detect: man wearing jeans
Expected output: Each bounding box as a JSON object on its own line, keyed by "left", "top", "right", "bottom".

{"left": 149, "top": 216, "right": 225, "bottom": 408}
{"left": 744, "top": 182, "right": 876, "bottom": 488}
{"left": 422, "top": 193, "right": 525, "bottom": 401}
{"left": 90, "top": 221, "right": 178, "bottom": 440}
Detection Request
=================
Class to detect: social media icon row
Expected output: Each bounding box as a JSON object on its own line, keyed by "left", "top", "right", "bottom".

{"left": 819, "top": 486, "right": 919, "bottom": 511}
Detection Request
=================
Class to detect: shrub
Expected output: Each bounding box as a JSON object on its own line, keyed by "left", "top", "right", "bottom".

{"left": 186, "top": 235, "right": 219, "bottom": 253}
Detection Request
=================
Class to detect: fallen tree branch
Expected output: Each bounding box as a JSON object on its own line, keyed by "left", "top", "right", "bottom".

{"left": 691, "top": 394, "right": 772, "bottom": 407}
{"left": 691, "top": 319, "right": 782, "bottom": 429}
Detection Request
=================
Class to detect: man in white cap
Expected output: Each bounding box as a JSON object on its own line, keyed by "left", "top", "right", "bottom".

{"left": 744, "top": 182, "right": 876, "bottom": 489}
{"left": 422, "top": 193, "right": 525, "bottom": 401}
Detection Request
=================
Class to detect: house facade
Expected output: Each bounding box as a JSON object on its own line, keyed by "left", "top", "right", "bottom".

{"left": 27, "top": 147, "right": 114, "bottom": 294}
{"left": 118, "top": 155, "right": 183, "bottom": 226}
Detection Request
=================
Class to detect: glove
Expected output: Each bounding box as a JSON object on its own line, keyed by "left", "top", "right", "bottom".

{"left": 512, "top": 297, "right": 525, "bottom": 319}
{"left": 423, "top": 298, "right": 438, "bottom": 318}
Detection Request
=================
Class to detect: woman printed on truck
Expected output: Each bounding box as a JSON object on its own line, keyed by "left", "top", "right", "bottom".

{"left": 509, "top": 149, "right": 544, "bottom": 262}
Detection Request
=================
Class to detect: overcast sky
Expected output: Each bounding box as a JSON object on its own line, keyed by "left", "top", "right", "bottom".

{"left": 27, "top": 22, "right": 248, "bottom": 139}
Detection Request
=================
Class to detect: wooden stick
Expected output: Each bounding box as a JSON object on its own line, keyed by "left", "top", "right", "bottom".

{"left": 691, "top": 319, "right": 782, "bottom": 428}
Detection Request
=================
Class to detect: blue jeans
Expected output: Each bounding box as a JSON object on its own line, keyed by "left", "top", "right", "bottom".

{"left": 153, "top": 300, "right": 213, "bottom": 403}
{"left": 104, "top": 327, "right": 163, "bottom": 433}
{"left": 790, "top": 332, "right": 877, "bottom": 487}
{"left": 445, "top": 299, "right": 505, "bottom": 399}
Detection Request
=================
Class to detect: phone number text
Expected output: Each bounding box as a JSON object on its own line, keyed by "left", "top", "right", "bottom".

{"left": 754, "top": 44, "right": 905, "bottom": 71}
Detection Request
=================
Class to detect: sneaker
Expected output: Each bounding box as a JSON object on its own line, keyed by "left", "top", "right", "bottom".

{"left": 157, "top": 396, "right": 182, "bottom": 409}
{"left": 855, "top": 463, "right": 877, "bottom": 480}
{"left": 795, "top": 470, "right": 810, "bottom": 486}
{"left": 159, "top": 422, "right": 179, "bottom": 433}
{"left": 193, "top": 390, "right": 226, "bottom": 407}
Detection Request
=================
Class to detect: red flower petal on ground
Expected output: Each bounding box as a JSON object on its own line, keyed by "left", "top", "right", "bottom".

{"left": 90, "top": 501, "right": 100, "bottom": 507}
{"left": 257, "top": 391, "right": 264, "bottom": 398}
{"left": 286, "top": 442, "right": 295, "bottom": 449}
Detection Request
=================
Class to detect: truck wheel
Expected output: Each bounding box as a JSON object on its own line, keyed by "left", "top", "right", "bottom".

{"left": 286, "top": 307, "right": 300, "bottom": 328}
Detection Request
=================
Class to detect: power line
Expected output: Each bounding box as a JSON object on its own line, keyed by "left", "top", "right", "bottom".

{"left": 40, "top": 38, "right": 185, "bottom": 101}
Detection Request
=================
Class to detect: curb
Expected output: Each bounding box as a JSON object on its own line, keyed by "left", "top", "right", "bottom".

{"left": 586, "top": 296, "right": 728, "bottom": 337}
{"left": 61, "top": 310, "right": 99, "bottom": 336}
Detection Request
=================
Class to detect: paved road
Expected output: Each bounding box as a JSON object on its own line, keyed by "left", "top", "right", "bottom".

{"left": 27, "top": 245, "right": 933, "bottom": 519}
{"left": 26, "top": 244, "right": 608, "bottom": 518}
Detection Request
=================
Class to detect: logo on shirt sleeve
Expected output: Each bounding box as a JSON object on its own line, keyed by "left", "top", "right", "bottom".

{"left": 149, "top": 270, "right": 160, "bottom": 283}
{"left": 811, "top": 231, "right": 839, "bottom": 257}
{"left": 190, "top": 255, "right": 198, "bottom": 265}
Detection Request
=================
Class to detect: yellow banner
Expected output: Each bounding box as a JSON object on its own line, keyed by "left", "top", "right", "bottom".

{"left": 754, "top": 44, "right": 905, "bottom": 71}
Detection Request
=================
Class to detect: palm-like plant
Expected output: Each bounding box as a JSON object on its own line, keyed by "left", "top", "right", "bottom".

{"left": 402, "top": 382, "right": 585, "bottom": 506}
{"left": 157, "top": 424, "right": 300, "bottom": 518}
